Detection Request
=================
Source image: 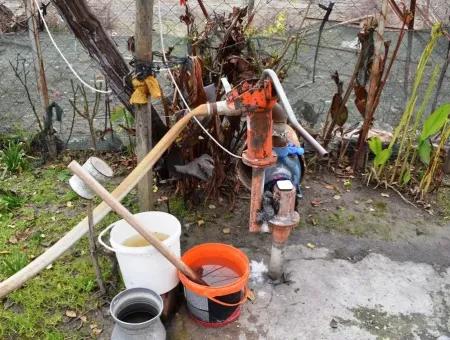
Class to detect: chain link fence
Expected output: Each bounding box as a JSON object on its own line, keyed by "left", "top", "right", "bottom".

{"left": 0, "top": 0, "right": 449, "bottom": 149}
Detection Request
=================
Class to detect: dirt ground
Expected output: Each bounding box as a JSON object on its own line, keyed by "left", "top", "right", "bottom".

{"left": 0, "top": 150, "right": 449, "bottom": 339}
{"left": 90, "top": 169, "right": 450, "bottom": 339}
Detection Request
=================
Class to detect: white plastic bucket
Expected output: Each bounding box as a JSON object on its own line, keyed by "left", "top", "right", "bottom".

{"left": 98, "top": 211, "right": 181, "bottom": 295}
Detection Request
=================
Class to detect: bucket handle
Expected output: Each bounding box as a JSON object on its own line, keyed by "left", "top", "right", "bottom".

{"left": 98, "top": 224, "right": 115, "bottom": 252}
{"left": 207, "top": 286, "right": 254, "bottom": 307}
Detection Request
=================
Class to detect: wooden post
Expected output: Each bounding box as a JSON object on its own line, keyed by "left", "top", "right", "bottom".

{"left": 87, "top": 201, "right": 106, "bottom": 294}
{"left": 26, "top": 0, "right": 58, "bottom": 159}
{"left": 26, "top": 0, "right": 49, "bottom": 114}
{"left": 135, "top": 0, "right": 154, "bottom": 211}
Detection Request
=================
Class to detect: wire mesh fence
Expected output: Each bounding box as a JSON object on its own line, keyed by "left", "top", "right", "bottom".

{"left": 0, "top": 0, "right": 449, "bottom": 149}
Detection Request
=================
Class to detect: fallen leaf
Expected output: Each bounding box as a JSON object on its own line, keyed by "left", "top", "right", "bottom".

{"left": 381, "top": 193, "right": 390, "bottom": 197}
{"left": 310, "top": 199, "right": 321, "bottom": 207}
{"left": 51, "top": 216, "right": 56, "bottom": 221}
{"left": 222, "top": 227, "right": 231, "bottom": 234}
{"left": 80, "top": 315, "right": 88, "bottom": 322}
{"left": 66, "top": 201, "right": 73, "bottom": 208}
{"left": 369, "top": 208, "right": 375, "bottom": 212}
{"left": 0, "top": 250, "right": 11, "bottom": 255}
{"left": 65, "top": 310, "right": 77, "bottom": 318}
{"left": 366, "top": 199, "right": 373, "bottom": 204}
{"left": 8, "top": 236, "right": 18, "bottom": 244}
{"left": 306, "top": 242, "right": 316, "bottom": 249}
{"left": 15, "top": 228, "right": 32, "bottom": 242}
{"left": 208, "top": 204, "right": 216, "bottom": 209}
{"left": 324, "top": 184, "right": 334, "bottom": 190}
{"left": 333, "top": 195, "right": 341, "bottom": 200}
{"left": 343, "top": 180, "right": 352, "bottom": 189}
{"left": 92, "top": 328, "right": 102, "bottom": 336}
{"left": 45, "top": 264, "right": 53, "bottom": 270}
{"left": 197, "top": 219, "right": 205, "bottom": 226}
{"left": 90, "top": 323, "right": 98, "bottom": 329}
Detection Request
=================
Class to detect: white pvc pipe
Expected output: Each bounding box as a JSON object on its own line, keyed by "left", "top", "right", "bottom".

{"left": 261, "top": 69, "right": 328, "bottom": 156}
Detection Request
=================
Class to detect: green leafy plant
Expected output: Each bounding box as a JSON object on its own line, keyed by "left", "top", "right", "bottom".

{"left": 111, "top": 106, "right": 135, "bottom": 154}
{"left": 369, "top": 23, "right": 450, "bottom": 196}
{"left": 368, "top": 137, "right": 392, "bottom": 169}
{"left": 0, "top": 140, "right": 28, "bottom": 174}
{"left": 419, "top": 106, "right": 450, "bottom": 195}
{"left": 367, "top": 24, "right": 449, "bottom": 197}
{"left": 382, "top": 24, "right": 442, "bottom": 177}
{"left": 262, "top": 11, "right": 287, "bottom": 36}
{"left": 417, "top": 103, "right": 450, "bottom": 164}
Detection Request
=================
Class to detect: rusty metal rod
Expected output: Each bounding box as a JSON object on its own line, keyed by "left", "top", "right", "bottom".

{"left": 249, "top": 168, "right": 265, "bottom": 233}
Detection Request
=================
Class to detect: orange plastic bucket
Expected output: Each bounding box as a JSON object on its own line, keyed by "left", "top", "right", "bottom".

{"left": 178, "top": 243, "right": 251, "bottom": 326}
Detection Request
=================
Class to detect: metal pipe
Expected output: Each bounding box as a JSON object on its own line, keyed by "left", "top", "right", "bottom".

{"left": 268, "top": 180, "right": 299, "bottom": 280}
{"left": 249, "top": 168, "right": 265, "bottom": 233}
{"left": 261, "top": 69, "right": 328, "bottom": 156}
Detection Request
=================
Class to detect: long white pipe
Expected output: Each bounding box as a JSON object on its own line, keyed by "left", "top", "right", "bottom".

{"left": 261, "top": 69, "right": 328, "bottom": 156}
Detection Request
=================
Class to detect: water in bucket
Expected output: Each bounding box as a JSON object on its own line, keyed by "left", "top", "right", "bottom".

{"left": 197, "top": 264, "right": 240, "bottom": 286}
{"left": 122, "top": 233, "right": 169, "bottom": 247}
{"left": 99, "top": 211, "right": 181, "bottom": 294}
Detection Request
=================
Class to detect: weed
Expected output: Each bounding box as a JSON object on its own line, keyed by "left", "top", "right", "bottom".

{"left": 0, "top": 140, "right": 28, "bottom": 174}
{"left": 169, "top": 196, "right": 188, "bottom": 219}
{"left": 56, "top": 169, "right": 71, "bottom": 182}
{"left": 369, "top": 24, "right": 448, "bottom": 198}
{"left": 1, "top": 251, "right": 28, "bottom": 277}
{"left": 0, "top": 189, "right": 23, "bottom": 212}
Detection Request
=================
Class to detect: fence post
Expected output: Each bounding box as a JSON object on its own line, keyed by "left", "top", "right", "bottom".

{"left": 26, "top": 0, "right": 59, "bottom": 159}
{"left": 134, "top": 0, "right": 154, "bottom": 211}
{"left": 26, "top": 0, "right": 50, "bottom": 118}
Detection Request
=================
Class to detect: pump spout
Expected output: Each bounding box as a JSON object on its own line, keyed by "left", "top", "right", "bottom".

{"left": 261, "top": 69, "right": 328, "bottom": 157}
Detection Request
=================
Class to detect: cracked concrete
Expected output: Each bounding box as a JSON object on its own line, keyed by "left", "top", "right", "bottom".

{"left": 167, "top": 244, "right": 450, "bottom": 340}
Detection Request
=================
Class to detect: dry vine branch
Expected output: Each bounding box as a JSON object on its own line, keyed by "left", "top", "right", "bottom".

{"left": 69, "top": 79, "right": 103, "bottom": 150}
{"left": 9, "top": 55, "right": 42, "bottom": 131}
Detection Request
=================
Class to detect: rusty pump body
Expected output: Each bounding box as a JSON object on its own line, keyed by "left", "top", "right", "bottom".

{"left": 226, "top": 79, "right": 277, "bottom": 233}
{"left": 225, "top": 71, "right": 327, "bottom": 280}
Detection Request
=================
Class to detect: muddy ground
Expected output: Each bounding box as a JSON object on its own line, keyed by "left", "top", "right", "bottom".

{"left": 1, "top": 150, "right": 448, "bottom": 339}
{"left": 84, "top": 169, "right": 450, "bottom": 340}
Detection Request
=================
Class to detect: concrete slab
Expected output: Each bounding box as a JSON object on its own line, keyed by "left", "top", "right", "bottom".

{"left": 167, "top": 244, "right": 450, "bottom": 340}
